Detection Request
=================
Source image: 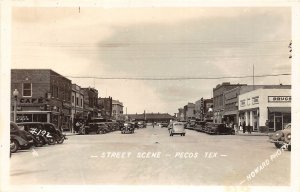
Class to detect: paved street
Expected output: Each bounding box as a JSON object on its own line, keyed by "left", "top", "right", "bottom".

{"left": 10, "top": 125, "right": 290, "bottom": 186}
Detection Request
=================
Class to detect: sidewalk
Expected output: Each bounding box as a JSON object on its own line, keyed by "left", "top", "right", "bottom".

{"left": 235, "top": 131, "right": 270, "bottom": 136}
{"left": 63, "top": 132, "right": 77, "bottom": 136}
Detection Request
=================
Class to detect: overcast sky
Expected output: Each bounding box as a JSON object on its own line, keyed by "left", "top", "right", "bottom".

{"left": 12, "top": 7, "right": 291, "bottom": 114}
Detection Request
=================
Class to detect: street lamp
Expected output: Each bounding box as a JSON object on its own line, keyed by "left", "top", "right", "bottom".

{"left": 13, "top": 89, "right": 19, "bottom": 122}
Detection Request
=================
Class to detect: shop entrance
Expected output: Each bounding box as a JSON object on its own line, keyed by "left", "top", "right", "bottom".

{"left": 274, "top": 116, "right": 283, "bottom": 131}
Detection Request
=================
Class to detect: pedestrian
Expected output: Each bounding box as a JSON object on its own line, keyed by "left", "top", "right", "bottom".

{"left": 247, "top": 123, "right": 251, "bottom": 134}
{"left": 152, "top": 122, "right": 154, "bottom": 128}
{"left": 242, "top": 121, "right": 246, "bottom": 133}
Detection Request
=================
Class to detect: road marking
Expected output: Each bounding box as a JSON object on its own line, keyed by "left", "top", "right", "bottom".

{"left": 90, "top": 155, "right": 98, "bottom": 158}
{"left": 220, "top": 154, "right": 228, "bottom": 157}
{"left": 239, "top": 180, "right": 246, "bottom": 185}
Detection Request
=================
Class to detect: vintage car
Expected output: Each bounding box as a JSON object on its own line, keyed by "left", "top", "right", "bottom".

{"left": 161, "top": 122, "right": 169, "bottom": 128}
{"left": 137, "top": 121, "right": 147, "bottom": 128}
{"left": 169, "top": 121, "right": 186, "bottom": 136}
{"left": 121, "top": 122, "right": 135, "bottom": 134}
{"left": 17, "top": 122, "right": 66, "bottom": 144}
{"left": 205, "top": 123, "right": 235, "bottom": 135}
{"left": 10, "top": 122, "right": 34, "bottom": 153}
{"left": 186, "top": 120, "right": 196, "bottom": 130}
{"left": 269, "top": 123, "right": 291, "bottom": 151}
{"left": 87, "top": 118, "right": 110, "bottom": 134}
{"left": 194, "top": 121, "right": 207, "bottom": 132}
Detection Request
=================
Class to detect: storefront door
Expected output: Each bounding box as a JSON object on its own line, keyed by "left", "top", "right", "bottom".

{"left": 275, "top": 116, "right": 283, "bottom": 131}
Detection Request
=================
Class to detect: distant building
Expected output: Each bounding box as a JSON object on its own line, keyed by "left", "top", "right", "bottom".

{"left": 11, "top": 69, "right": 72, "bottom": 130}
{"left": 98, "top": 97, "right": 112, "bottom": 119}
{"left": 183, "top": 103, "right": 196, "bottom": 121}
{"left": 82, "top": 87, "right": 99, "bottom": 118}
{"left": 112, "top": 100, "right": 124, "bottom": 120}
{"left": 128, "top": 113, "right": 173, "bottom": 123}
{"left": 178, "top": 108, "right": 184, "bottom": 121}
{"left": 213, "top": 82, "right": 247, "bottom": 123}
{"left": 195, "top": 98, "right": 213, "bottom": 121}
{"left": 71, "top": 84, "right": 84, "bottom": 130}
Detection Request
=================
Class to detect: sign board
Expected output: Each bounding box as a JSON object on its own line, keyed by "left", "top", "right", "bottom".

{"left": 268, "top": 96, "right": 291, "bottom": 103}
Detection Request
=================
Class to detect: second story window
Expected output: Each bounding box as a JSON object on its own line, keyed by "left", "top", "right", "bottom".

{"left": 23, "top": 83, "right": 32, "bottom": 97}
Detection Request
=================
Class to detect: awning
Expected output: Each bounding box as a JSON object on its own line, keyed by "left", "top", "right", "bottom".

{"left": 268, "top": 107, "right": 291, "bottom": 113}
{"left": 223, "top": 111, "right": 238, "bottom": 116}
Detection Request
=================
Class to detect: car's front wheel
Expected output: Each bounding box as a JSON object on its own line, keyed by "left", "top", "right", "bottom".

{"left": 10, "top": 139, "right": 19, "bottom": 153}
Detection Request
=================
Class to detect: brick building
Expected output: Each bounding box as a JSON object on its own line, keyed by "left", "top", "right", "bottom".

{"left": 11, "top": 69, "right": 72, "bottom": 130}
{"left": 183, "top": 103, "right": 196, "bottom": 121}
{"left": 82, "top": 87, "right": 99, "bottom": 118}
{"left": 71, "top": 84, "right": 84, "bottom": 130}
{"left": 98, "top": 97, "right": 112, "bottom": 119}
{"left": 213, "top": 82, "right": 247, "bottom": 123}
{"left": 112, "top": 100, "right": 124, "bottom": 120}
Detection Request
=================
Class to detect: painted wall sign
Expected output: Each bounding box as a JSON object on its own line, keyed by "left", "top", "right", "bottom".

{"left": 268, "top": 96, "right": 291, "bottom": 102}
{"left": 19, "top": 98, "right": 45, "bottom": 104}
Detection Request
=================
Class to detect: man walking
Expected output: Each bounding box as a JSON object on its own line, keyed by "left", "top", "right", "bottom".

{"left": 242, "top": 121, "right": 246, "bottom": 133}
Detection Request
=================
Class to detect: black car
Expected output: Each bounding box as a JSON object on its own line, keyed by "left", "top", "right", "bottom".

{"left": 10, "top": 122, "right": 34, "bottom": 153}
{"left": 205, "top": 123, "right": 235, "bottom": 135}
{"left": 87, "top": 118, "right": 109, "bottom": 134}
{"left": 17, "top": 122, "right": 66, "bottom": 144}
{"left": 121, "top": 122, "right": 135, "bottom": 134}
{"left": 194, "top": 121, "right": 206, "bottom": 132}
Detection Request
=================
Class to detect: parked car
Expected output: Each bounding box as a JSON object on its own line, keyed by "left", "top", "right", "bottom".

{"left": 10, "top": 122, "right": 34, "bottom": 153}
{"left": 121, "top": 122, "right": 135, "bottom": 134}
{"left": 269, "top": 123, "right": 291, "bottom": 151}
{"left": 161, "top": 122, "right": 169, "bottom": 128}
{"left": 186, "top": 120, "right": 196, "bottom": 130}
{"left": 137, "top": 121, "right": 147, "bottom": 128}
{"left": 17, "top": 122, "right": 66, "bottom": 144}
{"left": 169, "top": 121, "right": 186, "bottom": 136}
{"left": 194, "top": 121, "right": 206, "bottom": 132}
{"left": 205, "top": 123, "right": 235, "bottom": 135}
{"left": 87, "top": 118, "right": 108, "bottom": 134}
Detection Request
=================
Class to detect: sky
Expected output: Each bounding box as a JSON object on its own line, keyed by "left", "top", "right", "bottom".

{"left": 12, "top": 7, "right": 291, "bottom": 114}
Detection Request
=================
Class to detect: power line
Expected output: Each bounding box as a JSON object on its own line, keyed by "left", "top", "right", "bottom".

{"left": 66, "top": 73, "right": 291, "bottom": 81}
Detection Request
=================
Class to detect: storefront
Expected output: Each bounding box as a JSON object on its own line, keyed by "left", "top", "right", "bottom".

{"left": 238, "top": 87, "right": 291, "bottom": 132}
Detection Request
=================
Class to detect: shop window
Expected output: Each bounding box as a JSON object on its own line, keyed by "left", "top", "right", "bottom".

{"left": 283, "top": 113, "right": 291, "bottom": 128}
{"left": 269, "top": 113, "right": 275, "bottom": 130}
{"left": 23, "top": 83, "right": 32, "bottom": 97}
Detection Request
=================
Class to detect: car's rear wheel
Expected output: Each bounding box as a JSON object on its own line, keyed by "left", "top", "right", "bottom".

{"left": 274, "top": 143, "right": 282, "bottom": 149}
{"left": 10, "top": 139, "right": 19, "bottom": 153}
{"left": 183, "top": 133, "right": 185, "bottom": 136}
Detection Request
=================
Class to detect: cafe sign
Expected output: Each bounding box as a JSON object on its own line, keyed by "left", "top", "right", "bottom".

{"left": 268, "top": 96, "right": 291, "bottom": 103}
{"left": 19, "top": 98, "right": 45, "bottom": 104}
